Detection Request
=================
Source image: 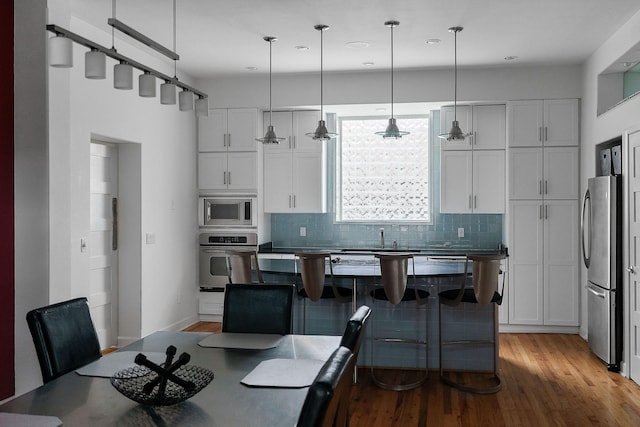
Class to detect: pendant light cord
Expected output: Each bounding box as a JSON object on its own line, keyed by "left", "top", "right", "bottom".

{"left": 390, "top": 23, "right": 394, "bottom": 119}
{"left": 320, "top": 28, "right": 324, "bottom": 120}
{"left": 173, "top": 0, "right": 177, "bottom": 78}
{"left": 453, "top": 28, "right": 457, "bottom": 122}
{"left": 111, "top": 0, "right": 116, "bottom": 50}
{"left": 269, "top": 39, "right": 273, "bottom": 126}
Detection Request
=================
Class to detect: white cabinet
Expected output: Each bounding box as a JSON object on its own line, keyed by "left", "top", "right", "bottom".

{"left": 198, "top": 108, "right": 258, "bottom": 152}
{"left": 263, "top": 111, "right": 325, "bottom": 213}
{"left": 197, "top": 108, "right": 258, "bottom": 192}
{"left": 508, "top": 99, "right": 579, "bottom": 147}
{"left": 440, "top": 104, "right": 506, "bottom": 150}
{"left": 508, "top": 146, "right": 579, "bottom": 200}
{"left": 198, "top": 152, "right": 257, "bottom": 191}
{"left": 508, "top": 200, "right": 579, "bottom": 326}
{"left": 441, "top": 150, "right": 505, "bottom": 213}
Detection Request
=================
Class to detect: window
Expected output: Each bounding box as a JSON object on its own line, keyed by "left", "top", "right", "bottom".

{"left": 336, "top": 116, "right": 431, "bottom": 223}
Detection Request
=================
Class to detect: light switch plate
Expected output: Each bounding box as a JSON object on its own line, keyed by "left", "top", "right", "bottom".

{"left": 458, "top": 227, "right": 465, "bottom": 238}
{"left": 146, "top": 233, "right": 156, "bottom": 244}
{"left": 300, "top": 227, "right": 307, "bottom": 237}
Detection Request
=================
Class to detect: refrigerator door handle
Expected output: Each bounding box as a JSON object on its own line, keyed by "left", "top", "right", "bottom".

{"left": 586, "top": 285, "right": 606, "bottom": 299}
{"left": 581, "top": 189, "right": 591, "bottom": 268}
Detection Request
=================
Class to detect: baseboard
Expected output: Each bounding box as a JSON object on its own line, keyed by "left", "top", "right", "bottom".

{"left": 499, "top": 324, "right": 580, "bottom": 334}
{"left": 198, "top": 314, "right": 222, "bottom": 322}
{"left": 160, "top": 314, "right": 200, "bottom": 332}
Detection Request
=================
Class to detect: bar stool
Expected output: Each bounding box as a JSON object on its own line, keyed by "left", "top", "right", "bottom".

{"left": 369, "top": 253, "right": 429, "bottom": 391}
{"left": 295, "top": 252, "right": 352, "bottom": 334}
{"left": 226, "top": 250, "right": 264, "bottom": 284}
{"left": 438, "top": 254, "right": 505, "bottom": 394}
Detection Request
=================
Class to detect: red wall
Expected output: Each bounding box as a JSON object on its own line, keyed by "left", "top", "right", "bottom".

{"left": 0, "top": 1, "right": 15, "bottom": 399}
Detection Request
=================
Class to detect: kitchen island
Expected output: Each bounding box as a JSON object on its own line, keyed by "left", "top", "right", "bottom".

{"left": 257, "top": 253, "right": 504, "bottom": 371}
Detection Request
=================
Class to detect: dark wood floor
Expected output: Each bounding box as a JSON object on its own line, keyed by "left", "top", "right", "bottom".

{"left": 185, "top": 323, "right": 640, "bottom": 426}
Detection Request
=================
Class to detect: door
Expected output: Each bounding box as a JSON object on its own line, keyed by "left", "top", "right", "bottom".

{"left": 89, "top": 142, "right": 118, "bottom": 349}
{"left": 198, "top": 152, "right": 227, "bottom": 190}
{"left": 509, "top": 148, "right": 543, "bottom": 200}
{"left": 627, "top": 128, "right": 640, "bottom": 382}
{"left": 293, "top": 151, "right": 324, "bottom": 213}
{"left": 473, "top": 150, "right": 505, "bottom": 213}
{"left": 227, "top": 152, "right": 257, "bottom": 191}
{"left": 439, "top": 105, "right": 472, "bottom": 150}
{"left": 543, "top": 99, "right": 579, "bottom": 147}
{"left": 440, "top": 150, "right": 472, "bottom": 213}
{"left": 198, "top": 109, "right": 228, "bottom": 151}
{"left": 507, "top": 100, "right": 543, "bottom": 147}
{"left": 471, "top": 104, "right": 506, "bottom": 150}
{"left": 226, "top": 108, "right": 258, "bottom": 151}
{"left": 544, "top": 147, "right": 579, "bottom": 199}
{"left": 264, "top": 152, "right": 293, "bottom": 212}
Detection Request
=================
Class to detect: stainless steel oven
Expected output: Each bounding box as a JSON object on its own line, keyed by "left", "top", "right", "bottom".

{"left": 199, "top": 231, "right": 258, "bottom": 290}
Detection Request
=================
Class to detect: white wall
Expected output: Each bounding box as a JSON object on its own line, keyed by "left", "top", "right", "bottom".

{"left": 12, "top": 0, "right": 201, "bottom": 396}
{"left": 580, "top": 9, "right": 640, "bottom": 371}
{"left": 197, "top": 65, "right": 583, "bottom": 109}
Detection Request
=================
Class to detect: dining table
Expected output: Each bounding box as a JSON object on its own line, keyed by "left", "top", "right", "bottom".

{"left": 0, "top": 331, "right": 341, "bottom": 426}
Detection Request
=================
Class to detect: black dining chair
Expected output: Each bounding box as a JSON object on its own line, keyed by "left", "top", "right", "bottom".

{"left": 26, "top": 297, "right": 102, "bottom": 383}
{"left": 297, "top": 346, "right": 355, "bottom": 427}
{"left": 339, "top": 305, "right": 371, "bottom": 358}
{"left": 222, "top": 283, "right": 295, "bottom": 335}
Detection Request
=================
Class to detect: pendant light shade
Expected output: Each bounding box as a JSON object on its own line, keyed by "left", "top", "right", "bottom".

{"left": 48, "top": 34, "right": 73, "bottom": 68}
{"left": 375, "top": 21, "right": 408, "bottom": 139}
{"left": 114, "top": 62, "right": 133, "bottom": 89}
{"left": 195, "top": 96, "right": 209, "bottom": 117}
{"left": 139, "top": 72, "right": 156, "bottom": 97}
{"left": 438, "top": 26, "right": 470, "bottom": 141}
{"left": 256, "top": 36, "right": 286, "bottom": 144}
{"left": 306, "top": 25, "right": 338, "bottom": 141}
{"left": 85, "top": 49, "right": 106, "bottom": 79}
{"left": 160, "top": 81, "right": 177, "bottom": 105}
{"left": 179, "top": 89, "right": 193, "bottom": 111}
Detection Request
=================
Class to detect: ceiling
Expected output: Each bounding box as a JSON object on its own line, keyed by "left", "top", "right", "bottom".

{"left": 70, "top": 0, "right": 640, "bottom": 80}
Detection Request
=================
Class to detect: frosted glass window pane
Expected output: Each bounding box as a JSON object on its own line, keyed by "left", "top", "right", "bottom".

{"left": 337, "top": 117, "right": 430, "bottom": 222}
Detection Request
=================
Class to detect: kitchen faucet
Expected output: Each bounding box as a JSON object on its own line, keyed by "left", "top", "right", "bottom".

{"left": 380, "top": 228, "right": 384, "bottom": 249}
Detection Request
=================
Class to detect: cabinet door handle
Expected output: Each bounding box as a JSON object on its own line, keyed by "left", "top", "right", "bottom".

{"left": 228, "top": 133, "right": 231, "bottom": 146}
{"left": 545, "top": 205, "right": 548, "bottom": 219}
{"left": 224, "top": 133, "right": 227, "bottom": 147}
{"left": 539, "top": 180, "right": 542, "bottom": 195}
{"left": 544, "top": 127, "right": 548, "bottom": 141}
{"left": 228, "top": 171, "right": 231, "bottom": 185}
{"left": 539, "top": 204, "right": 543, "bottom": 219}
{"left": 545, "top": 180, "right": 548, "bottom": 194}
{"left": 468, "top": 195, "right": 472, "bottom": 210}
{"left": 473, "top": 131, "right": 477, "bottom": 145}
{"left": 293, "top": 195, "right": 296, "bottom": 208}
{"left": 293, "top": 136, "right": 296, "bottom": 149}
{"left": 289, "top": 195, "right": 292, "bottom": 208}
{"left": 539, "top": 127, "right": 542, "bottom": 142}
{"left": 474, "top": 195, "right": 477, "bottom": 209}
{"left": 288, "top": 137, "right": 292, "bottom": 149}
{"left": 223, "top": 171, "right": 226, "bottom": 184}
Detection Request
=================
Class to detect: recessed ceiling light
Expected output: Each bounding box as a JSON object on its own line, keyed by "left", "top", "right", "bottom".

{"left": 622, "top": 62, "right": 634, "bottom": 67}
{"left": 362, "top": 62, "right": 375, "bottom": 66}
{"left": 245, "top": 66, "right": 258, "bottom": 71}
{"left": 376, "top": 107, "right": 387, "bottom": 112}
{"left": 425, "top": 39, "right": 441, "bottom": 45}
{"left": 504, "top": 56, "right": 518, "bottom": 61}
{"left": 295, "top": 45, "right": 310, "bottom": 51}
{"left": 346, "top": 41, "right": 370, "bottom": 49}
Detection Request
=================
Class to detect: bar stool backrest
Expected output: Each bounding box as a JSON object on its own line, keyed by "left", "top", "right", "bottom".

{"left": 226, "top": 250, "right": 264, "bottom": 284}
{"left": 375, "top": 253, "right": 413, "bottom": 305}
{"left": 297, "top": 252, "right": 330, "bottom": 302}
{"left": 468, "top": 254, "right": 504, "bottom": 306}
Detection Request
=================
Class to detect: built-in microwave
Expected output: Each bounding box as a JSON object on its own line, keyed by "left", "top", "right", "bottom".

{"left": 198, "top": 197, "right": 256, "bottom": 227}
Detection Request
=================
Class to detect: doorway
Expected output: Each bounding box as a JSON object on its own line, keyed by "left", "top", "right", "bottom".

{"left": 89, "top": 142, "right": 119, "bottom": 348}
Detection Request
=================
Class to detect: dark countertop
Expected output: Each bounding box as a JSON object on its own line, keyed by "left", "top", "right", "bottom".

{"left": 258, "top": 242, "right": 506, "bottom": 257}
{"left": 259, "top": 257, "right": 470, "bottom": 278}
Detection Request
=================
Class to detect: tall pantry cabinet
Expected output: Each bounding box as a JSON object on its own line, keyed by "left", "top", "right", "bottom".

{"left": 506, "top": 99, "right": 580, "bottom": 327}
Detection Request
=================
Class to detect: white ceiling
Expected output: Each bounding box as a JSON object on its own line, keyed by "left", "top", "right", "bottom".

{"left": 70, "top": 0, "right": 640, "bottom": 79}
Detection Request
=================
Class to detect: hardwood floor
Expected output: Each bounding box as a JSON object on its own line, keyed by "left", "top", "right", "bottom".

{"left": 185, "top": 323, "right": 640, "bottom": 426}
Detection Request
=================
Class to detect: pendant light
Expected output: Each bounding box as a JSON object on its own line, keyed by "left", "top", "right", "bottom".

{"left": 438, "top": 26, "right": 471, "bottom": 141}
{"left": 256, "top": 36, "right": 286, "bottom": 144}
{"left": 48, "top": 34, "right": 73, "bottom": 67}
{"left": 375, "top": 20, "right": 408, "bottom": 139}
{"left": 195, "top": 95, "right": 209, "bottom": 117}
{"left": 139, "top": 71, "right": 156, "bottom": 97}
{"left": 162, "top": 0, "right": 178, "bottom": 106}
{"left": 114, "top": 62, "right": 133, "bottom": 89}
{"left": 306, "top": 25, "right": 337, "bottom": 141}
{"left": 85, "top": 49, "right": 106, "bottom": 79}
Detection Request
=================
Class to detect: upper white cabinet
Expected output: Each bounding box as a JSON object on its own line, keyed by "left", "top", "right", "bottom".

{"left": 198, "top": 108, "right": 258, "bottom": 152}
{"left": 441, "top": 150, "right": 505, "bottom": 214}
{"left": 508, "top": 146, "right": 579, "bottom": 200}
{"left": 197, "top": 108, "right": 258, "bottom": 192}
{"left": 263, "top": 111, "right": 325, "bottom": 213}
{"left": 508, "top": 99, "right": 579, "bottom": 147}
{"left": 440, "top": 104, "right": 506, "bottom": 150}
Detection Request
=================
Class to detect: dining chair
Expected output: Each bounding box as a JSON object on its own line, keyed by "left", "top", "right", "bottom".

{"left": 339, "top": 304, "right": 371, "bottom": 385}
{"left": 297, "top": 346, "right": 355, "bottom": 427}
{"left": 438, "top": 254, "right": 506, "bottom": 393}
{"left": 226, "top": 249, "right": 264, "bottom": 284}
{"left": 369, "top": 253, "right": 429, "bottom": 391}
{"left": 222, "top": 283, "right": 295, "bottom": 335}
{"left": 295, "top": 252, "right": 352, "bottom": 334}
{"left": 26, "top": 297, "right": 102, "bottom": 383}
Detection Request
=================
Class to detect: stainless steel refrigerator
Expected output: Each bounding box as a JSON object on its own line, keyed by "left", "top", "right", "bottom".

{"left": 581, "top": 175, "right": 622, "bottom": 371}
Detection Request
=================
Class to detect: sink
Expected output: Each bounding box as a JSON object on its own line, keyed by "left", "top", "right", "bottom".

{"left": 340, "top": 248, "right": 422, "bottom": 253}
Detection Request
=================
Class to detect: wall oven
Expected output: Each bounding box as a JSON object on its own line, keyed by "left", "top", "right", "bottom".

{"left": 198, "top": 197, "right": 256, "bottom": 227}
{"left": 199, "top": 231, "right": 258, "bottom": 290}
